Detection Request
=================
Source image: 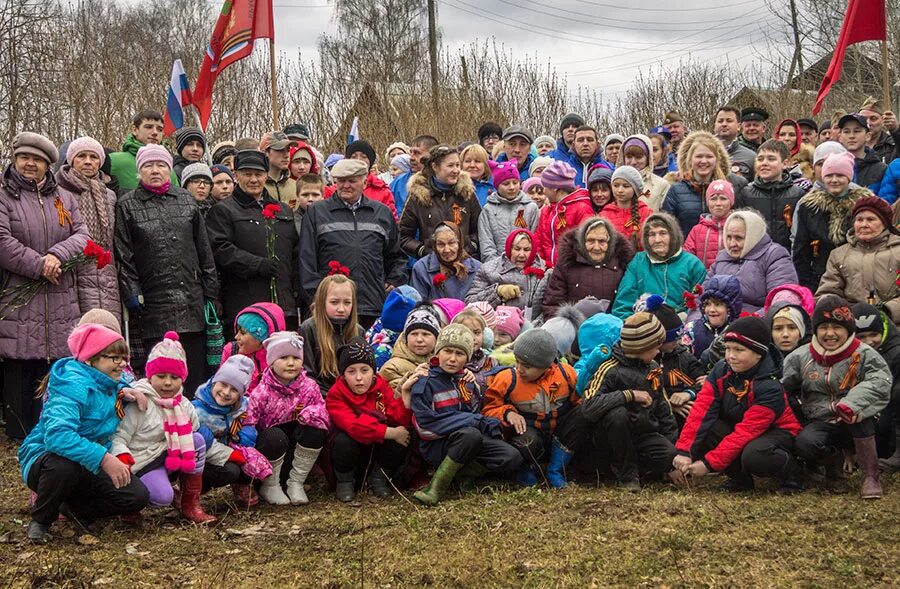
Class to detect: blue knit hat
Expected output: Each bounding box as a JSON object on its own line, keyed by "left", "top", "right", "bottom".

{"left": 381, "top": 287, "right": 420, "bottom": 332}
{"left": 236, "top": 312, "right": 270, "bottom": 342}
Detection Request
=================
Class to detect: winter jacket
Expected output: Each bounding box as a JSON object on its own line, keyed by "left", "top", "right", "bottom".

{"left": 599, "top": 200, "right": 652, "bottom": 247}
{"left": 482, "top": 363, "right": 579, "bottom": 434}
{"left": 496, "top": 151, "right": 537, "bottom": 181}
{"left": 534, "top": 188, "right": 595, "bottom": 267}
{"left": 110, "top": 378, "right": 200, "bottom": 474}
{"left": 114, "top": 184, "right": 219, "bottom": 339}
{"left": 684, "top": 214, "right": 726, "bottom": 269}
{"left": 542, "top": 219, "right": 635, "bottom": 318}
{"left": 0, "top": 166, "right": 89, "bottom": 360}
{"left": 477, "top": 191, "right": 540, "bottom": 262}
{"left": 380, "top": 336, "right": 430, "bottom": 393}
{"left": 816, "top": 231, "right": 900, "bottom": 323}
{"left": 855, "top": 148, "right": 887, "bottom": 194}
{"left": 466, "top": 255, "right": 549, "bottom": 320}
{"left": 299, "top": 317, "right": 365, "bottom": 397}
{"left": 792, "top": 187, "right": 870, "bottom": 291}
{"left": 220, "top": 303, "right": 285, "bottom": 394}
{"left": 299, "top": 195, "right": 408, "bottom": 317}
{"left": 55, "top": 166, "right": 121, "bottom": 323}
{"left": 192, "top": 379, "right": 256, "bottom": 467}
{"left": 662, "top": 175, "right": 748, "bottom": 236}
{"left": 560, "top": 151, "right": 613, "bottom": 188}
{"left": 735, "top": 172, "right": 806, "bottom": 250}
{"left": 390, "top": 170, "right": 413, "bottom": 215}
{"left": 324, "top": 174, "right": 398, "bottom": 220}
{"left": 783, "top": 338, "right": 891, "bottom": 422}
{"left": 411, "top": 365, "right": 502, "bottom": 466}
{"left": 706, "top": 234, "right": 797, "bottom": 313}
{"left": 579, "top": 345, "right": 679, "bottom": 442}
{"left": 871, "top": 129, "right": 898, "bottom": 164}
{"left": 108, "top": 134, "right": 179, "bottom": 193}
{"left": 676, "top": 349, "right": 801, "bottom": 472}
{"left": 205, "top": 186, "right": 300, "bottom": 323}
{"left": 878, "top": 158, "right": 900, "bottom": 205}
{"left": 18, "top": 358, "right": 126, "bottom": 482}
{"left": 326, "top": 374, "right": 411, "bottom": 445}
{"left": 264, "top": 172, "right": 297, "bottom": 207}
{"left": 725, "top": 140, "right": 757, "bottom": 181}
{"left": 659, "top": 345, "right": 705, "bottom": 402}
{"left": 473, "top": 178, "right": 494, "bottom": 207}
{"left": 399, "top": 172, "right": 481, "bottom": 259}
{"left": 244, "top": 366, "right": 330, "bottom": 431}
{"left": 409, "top": 252, "right": 480, "bottom": 301}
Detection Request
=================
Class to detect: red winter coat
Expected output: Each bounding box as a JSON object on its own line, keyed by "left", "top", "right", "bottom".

{"left": 683, "top": 214, "right": 726, "bottom": 269}
{"left": 598, "top": 200, "right": 652, "bottom": 249}
{"left": 326, "top": 374, "right": 412, "bottom": 445}
{"left": 325, "top": 174, "right": 398, "bottom": 220}
{"left": 534, "top": 188, "right": 594, "bottom": 268}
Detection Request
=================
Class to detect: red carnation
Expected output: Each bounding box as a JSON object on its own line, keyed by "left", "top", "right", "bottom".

{"left": 83, "top": 239, "right": 103, "bottom": 257}
{"left": 896, "top": 269, "right": 900, "bottom": 287}
{"left": 96, "top": 250, "right": 112, "bottom": 270}
{"left": 262, "top": 204, "right": 281, "bottom": 220}
{"left": 328, "top": 260, "right": 350, "bottom": 276}
{"left": 523, "top": 267, "right": 545, "bottom": 279}
{"left": 682, "top": 290, "right": 697, "bottom": 310}
{"left": 432, "top": 273, "right": 447, "bottom": 287}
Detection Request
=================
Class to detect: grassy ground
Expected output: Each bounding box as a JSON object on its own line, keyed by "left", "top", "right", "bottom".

{"left": 0, "top": 438, "right": 897, "bottom": 589}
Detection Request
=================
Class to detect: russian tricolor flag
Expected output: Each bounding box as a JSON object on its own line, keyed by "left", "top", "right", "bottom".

{"left": 347, "top": 116, "right": 359, "bottom": 146}
{"left": 163, "top": 59, "right": 194, "bottom": 136}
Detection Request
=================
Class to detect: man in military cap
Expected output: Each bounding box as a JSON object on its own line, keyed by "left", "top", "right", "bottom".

{"left": 859, "top": 97, "right": 899, "bottom": 163}
{"left": 663, "top": 110, "right": 687, "bottom": 154}
{"left": 738, "top": 107, "right": 769, "bottom": 152}
{"left": 797, "top": 118, "right": 819, "bottom": 147}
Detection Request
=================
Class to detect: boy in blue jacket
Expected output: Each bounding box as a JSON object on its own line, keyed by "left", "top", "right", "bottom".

{"left": 411, "top": 324, "right": 522, "bottom": 505}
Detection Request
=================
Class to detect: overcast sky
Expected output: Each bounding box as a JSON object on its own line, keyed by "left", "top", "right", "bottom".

{"left": 267, "top": 0, "right": 781, "bottom": 98}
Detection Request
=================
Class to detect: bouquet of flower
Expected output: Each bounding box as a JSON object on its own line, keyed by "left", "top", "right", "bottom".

{"left": 522, "top": 266, "right": 545, "bottom": 321}
{"left": 0, "top": 239, "right": 111, "bottom": 320}
{"left": 262, "top": 204, "right": 282, "bottom": 304}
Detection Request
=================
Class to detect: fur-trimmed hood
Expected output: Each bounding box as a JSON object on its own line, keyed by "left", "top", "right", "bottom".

{"left": 557, "top": 216, "right": 634, "bottom": 270}
{"left": 676, "top": 131, "right": 730, "bottom": 183}
{"left": 798, "top": 186, "right": 872, "bottom": 245}
{"left": 642, "top": 211, "right": 684, "bottom": 260}
{"left": 407, "top": 170, "right": 476, "bottom": 206}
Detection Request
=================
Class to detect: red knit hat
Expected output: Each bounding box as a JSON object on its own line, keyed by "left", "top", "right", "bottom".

{"left": 851, "top": 196, "right": 899, "bottom": 235}
{"left": 504, "top": 228, "right": 537, "bottom": 267}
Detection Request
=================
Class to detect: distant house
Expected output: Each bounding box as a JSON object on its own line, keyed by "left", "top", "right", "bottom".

{"left": 788, "top": 48, "right": 883, "bottom": 95}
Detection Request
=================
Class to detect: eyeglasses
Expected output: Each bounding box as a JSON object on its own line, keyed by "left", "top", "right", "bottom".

{"left": 189, "top": 179, "right": 212, "bottom": 187}
{"left": 100, "top": 354, "right": 128, "bottom": 364}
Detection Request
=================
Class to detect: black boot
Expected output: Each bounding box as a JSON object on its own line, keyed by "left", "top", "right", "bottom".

{"left": 824, "top": 451, "right": 849, "bottom": 493}
{"left": 367, "top": 465, "right": 392, "bottom": 499}
{"left": 335, "top": 470, "right": 356, "bottom": 503}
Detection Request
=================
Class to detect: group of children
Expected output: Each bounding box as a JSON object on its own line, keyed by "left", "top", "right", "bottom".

{"left": 18, "top": 267, "right": 895, "bottom": 543}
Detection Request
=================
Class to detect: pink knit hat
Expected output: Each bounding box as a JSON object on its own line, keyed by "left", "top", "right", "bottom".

{"left": 66, "top": 136, "right": 106, "bottom": 166}
{"left": 821, "top": 151, "right": 855, "bottom": 180}
{"left": 145, "top": 331, "right": 188, "bottom": 381}
{"left": 540, "top": 160, "right": 577, "bottom": 190}
{"left": 263, "top": 331, "right": 305, "bottom": 365}
{"left": 522, "top": 177, "right": 542, "bottom": 193}
{"left": 488, "top": 159, "right": 521, "bottom": 190}
{"left": 465, "top": 301, "right": 498, "bottom": 328}
{"left": 135, "top": 144, "right": 173, "bottom": 170}
{"left": 495, "top": 306, "right": 525, "bottom": 338}
{"left": 67, "top": 323, "right": 125, "bottom": 363}
{"left": 432, "top": 298, "right": 466, "bottom": 325}
{"left": 706, "top": 179, "right": 735, "bottom": 205}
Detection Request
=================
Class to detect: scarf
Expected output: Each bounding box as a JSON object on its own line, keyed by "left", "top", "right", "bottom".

{"left": 59, "top": 166, "right": 112, "bottom": 248}
{"left": 152, "top": 393, "right": 197, "bottom": 473}
{"left": 141, "top": 180, "right": 171, "bottom": 195}
{"left": 810, "top": 336, "right": 860, "bottom": 367}
{"left": 431, "top": 177, "right": 454, "bottom": 193}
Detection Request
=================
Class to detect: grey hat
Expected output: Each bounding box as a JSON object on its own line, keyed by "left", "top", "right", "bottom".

{"left": 331, "top": 158, "right": 369, "bottom": 179}
{"left": 181, "top": 162, "right": 213, "bottom": 185}
{"left": 513, "top": 328, "right": 559, "bottom": 369}
{"left": 534, "top": 135, "right": 556, "bottom": 148}
{"left": 502, "top": 125, "right": 534, "bottom": 144}
{"left": 529, "top": 156, "right": 554, "bottom": 177}
{"left": 604, "top": 134, "right": 625, "bottom": 149}
{"left": 611, "top": 165, "right": 644, "bottom": 195}
{"left": 234, "top": 149, "right": 269, "bottom": 172}
{"left": 12, "top": 132, "right": 58, "bottom": 164}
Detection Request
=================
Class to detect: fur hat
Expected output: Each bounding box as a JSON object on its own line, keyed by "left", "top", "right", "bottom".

{"left": 723, "top": 316, "right": 771, "bottom": 357}
{"left": 404, "top": 306, "right": 441, "bottom": 338}
{"left": 488, "top": 159, "right": 521, "bottom": 189}
{"left": 67, "top": 323, "right": 124, "bottom": 363}
{"left": 338, "top": 338, "right": 376, "bottom": 374}
{"left": 66, "top": 136, "right": 105, "bottom": 167}
{"left": 540, "top": 161, "right": 577, "bottom": 190}
{"left": 213, "top": 354, "right": 254, "bottom": 395}
{"left": 146, "top": 331, "right": 188, "bottom": 381}
{"left": 135, "top": 144, "right": 173, "bottom": 170}
{"left": 611, "top": 165, "right": 643, "bottom": 195}
{"left": 435, "top": 324, "right": 474, "bottom": 360}
{"left": 540, "top": 305, "right": 585, "bottom": 357}
{"left": 12, "top": 132, "right": 58, "bottom": 164}
{"left": 619, "top": 312, "right": 665, "bottom": 355}
{"left": 514, "top": 328, "right": 559, "bottom": 369}
{"left": 495, "top": 306, "right": 525, "bottom": 338}
{"left": 264, "top": 331, "right": 305, "bottom": 365}
{"left": 821, "top": 151, "right": 855, "bottom": 180}
{"left": 233, "top": 150, "right": 268, "bottom": 172}
{"left": 812, "top": 295, "right": 855, "bottom": 335}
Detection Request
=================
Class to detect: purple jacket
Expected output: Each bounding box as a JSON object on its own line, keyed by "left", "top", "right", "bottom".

{"left": 0, "top": 166, "right": 88, "bottom": 360}
{"left": 706, "top": 234, "right": 797, "bottom": 313}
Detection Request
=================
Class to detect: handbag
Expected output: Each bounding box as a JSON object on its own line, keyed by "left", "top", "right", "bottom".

{"left": 205, "top": 300, "right": 225, "bottom": 368}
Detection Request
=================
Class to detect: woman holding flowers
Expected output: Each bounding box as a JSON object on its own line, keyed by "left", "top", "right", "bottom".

{"left": 0, "top": 132, "right": 89, "bottom": 439}
{"left": 206, "top": 149, "right": 300, "bottom": 335}
{"left": 410, "top": 222, "right": 480, "bottom": 301}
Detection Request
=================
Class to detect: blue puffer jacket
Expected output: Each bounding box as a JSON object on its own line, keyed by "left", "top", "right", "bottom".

{"left": 547, "top": 138, "right": 569, "bottom": 162}
{"left": 566, "top": 151, "right": 613, "bottom": 188}
{"left": 878, "top": 158, "right": 900, "bottom": 205}
{"left": 390, "top": 170, "right": 413, "bottom": 214}
{"left": 473, "top": 178, "right": 494, "bottom": 207}
{"left": 18, "top": 358, "right": 126, "bottom": 482}
{"left": 496, "top": 151, "right": 536, "bottom": 181}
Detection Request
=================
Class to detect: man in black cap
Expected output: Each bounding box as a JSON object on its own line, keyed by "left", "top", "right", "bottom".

{"left": 797, "top": 118, "right": 819, "bottom": 147}
{"left": 498, "top": 125, "right": 536, "bottom": 180}
{"left": 738, "top": 107, "right": 769, "bottom": 152}
{"left": 714, "top": 105, "right": 757, "bottom": 180}
{"left": 837, "top": 113, "right": 887, "bottom": 193}
{"left": 548, "top": 113, "right": 586, "bottom": 161}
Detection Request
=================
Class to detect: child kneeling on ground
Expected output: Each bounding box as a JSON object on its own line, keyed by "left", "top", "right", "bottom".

{"left": 245, "top": 332, "right": 331, "bottom": 505}
{"left": 327, "top": 339, "right": 414, "bottom": 502}
{"left": 411, "top": 324, "right": 523, "bottom": 505}
{"left": 672, "top": 317, "right": 803, "bottom": 492}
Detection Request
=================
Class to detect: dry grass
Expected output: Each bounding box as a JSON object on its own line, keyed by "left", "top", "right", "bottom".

{"left": 0, "top": 438, "right": 897, "bottom": 589}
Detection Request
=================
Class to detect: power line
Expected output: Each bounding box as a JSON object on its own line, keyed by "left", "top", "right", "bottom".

{"left": 570, "top": 0, "right": 760, "bottom": 12}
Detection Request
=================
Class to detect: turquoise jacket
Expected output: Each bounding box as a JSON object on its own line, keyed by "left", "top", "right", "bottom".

{"left": 18, "top": 358, "right": 126, "bottom": 482}
{"left": 611, "top": 250, "right": 707, "bottom": 318}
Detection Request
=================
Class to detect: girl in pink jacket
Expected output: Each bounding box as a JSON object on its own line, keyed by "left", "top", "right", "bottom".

{"left": 684, "top": 180, "right": 733, "bottom": 269}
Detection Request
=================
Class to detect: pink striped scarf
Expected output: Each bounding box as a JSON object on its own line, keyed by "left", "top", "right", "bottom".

{"left": 152, "top": 394, "right": 196, "bottom": 473}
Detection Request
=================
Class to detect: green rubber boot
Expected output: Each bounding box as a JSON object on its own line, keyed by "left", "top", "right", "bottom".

{"left": 413, "top": 456, "right": 465, "bottom": 506}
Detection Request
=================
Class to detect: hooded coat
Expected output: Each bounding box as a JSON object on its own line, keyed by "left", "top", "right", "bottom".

{"left": 683, "top": 214, "right": 726, "bottom": 269}
{"left": 380, "top": 335, "right": 432, "bottom": 393}
{"left": 477, "top": 190, "right": 540, "bottom": 262}
{"left": 399, "top": 171, "right": 481, "bottom": 259}
{"left": 534, "top": 188, "right": 595, "bottom": 267}
{"left": 542, "top": 218, "right": 635, "bottom": 318}
{"left": 682, "top": 274, "right": 743, "bottom": 360}
{"left": 611, "top": 213, "right": 707, "bottom": 318}
{"left": 736, "top": 171, "right": 807, "bottom": 250}
{"left": 326, "top": 374, "right": 412, "bottom": 445}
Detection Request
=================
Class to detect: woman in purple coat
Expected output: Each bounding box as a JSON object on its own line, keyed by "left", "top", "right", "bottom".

{"left": 705, "top": 209, "right": 797, "bottom": 314}
{"left": 0, "top": 132, "right": 88, "bottom": 439}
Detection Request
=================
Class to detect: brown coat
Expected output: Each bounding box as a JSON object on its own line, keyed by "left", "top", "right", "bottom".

{"left": 399, "top": 171, "right": 481, "bottom": 259}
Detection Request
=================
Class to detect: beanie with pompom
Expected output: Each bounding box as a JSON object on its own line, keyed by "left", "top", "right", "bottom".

{"left": 145, "top": 331, "right": 188, "bottom": 381}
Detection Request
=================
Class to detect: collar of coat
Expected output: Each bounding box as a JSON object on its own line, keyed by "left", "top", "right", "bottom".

{"left": 407, "top": 171, "right": 476, "bottom": 206}
{"left": 798, "top": 187, "right": 871, "bottom": 245}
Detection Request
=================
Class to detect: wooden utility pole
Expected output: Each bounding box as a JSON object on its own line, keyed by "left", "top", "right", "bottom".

{"left": 269, "top": 38, "right": 279, "bottom": 129}
{"left": 427, "top": 0, "right": 438, "bottom": 102}
{"left": 785, "top": 0, "right": 804, "bottom": 87}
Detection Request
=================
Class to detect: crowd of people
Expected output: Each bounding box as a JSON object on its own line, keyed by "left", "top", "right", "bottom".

{"left": 4, "top": 98, "right": 900, "bottom": 543}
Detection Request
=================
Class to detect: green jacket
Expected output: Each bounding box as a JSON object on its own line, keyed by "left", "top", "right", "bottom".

{"left": 108, "top": 134, "right": 179, "bottom": 192}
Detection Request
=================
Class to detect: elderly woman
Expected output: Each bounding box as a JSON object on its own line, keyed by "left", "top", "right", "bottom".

{"left": 410, "top": 222, "right": 480, "bottom": 301}
{"left": 0, "top": 132, "right": 89, "bottom": 439}
{"left": 400, "top": 144, "right": 481, "bottom": 260}
{"left": 616, "top": 134, "right": 670, "bottom": 211}
{"left": 817, "top": 197, "right": 900, "bottom": 323}
{"left": 793, "top": 151, "right": 871, "bottom": 291}
{"left": 705, "top": 209, "right": 797, "bottom": 314}
{"left": 466, "top": 228, "right": 548, "bottom": 321}
{"left": 611, "top": 212, "right": 706, "bottom": 318}
{"left": 542, "top": 217, "right": 635, "bottom": 318}
{"left": 55, "top": 136, "right": 121, "bottom": 322}
{"left": 114, "top": 144, "right": 219, "bottom": 393}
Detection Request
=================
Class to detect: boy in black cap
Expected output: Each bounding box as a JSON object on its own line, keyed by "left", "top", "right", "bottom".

{"left": 739, "top": 107, "right": 769, "bottom": 152}
{"left": 173, "top": 126, "right": 207, "bottom": 179}
{"left": 836, "top": 113, "right": 887, "bottom": 194}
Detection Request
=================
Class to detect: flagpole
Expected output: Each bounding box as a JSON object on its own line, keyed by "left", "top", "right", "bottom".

{"left": 882, "top": 40, "right": 891, "bottom": 112}
{"left": 269, "top": 37, "right": 279, "bottom": 129}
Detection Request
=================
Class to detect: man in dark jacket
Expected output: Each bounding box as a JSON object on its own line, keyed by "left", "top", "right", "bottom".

{"left": 300, "top": 158, "right": 408, "bottom": 326}
{"left": 738, "top": 107, "right": 768, "bottom": 152}
{"left": 206, "top": 150, "right": 300, "bottom": 333}
{"left": 837, "top": 113, "right": 887, "bottom": 194}
{"left": 859, "top": 97, "right": 899, "bottom": 163}
{"left": 714, "top": 105, "right": 757, "bottom": 181}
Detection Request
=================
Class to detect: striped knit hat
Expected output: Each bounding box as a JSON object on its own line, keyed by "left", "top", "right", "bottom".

{"left": 145, "top": 331, "right": 188, "bottom": 380}
{"left": 723, "top": 317, "right": 771, "bottom": 357}
{"left": 619, "top": 312, "right": 665, "bottom": 355}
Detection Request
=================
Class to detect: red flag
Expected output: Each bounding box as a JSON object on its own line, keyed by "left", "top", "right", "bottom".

{"left": 812, "top": 0, "right": 886, "bottom": 115}
{"left": 193, "top": 0, "right": 274, "bottom": 129}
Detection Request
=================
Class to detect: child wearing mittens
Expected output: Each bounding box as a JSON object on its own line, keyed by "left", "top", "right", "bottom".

{"left": 221, "top": 303, "right": 286, "bottom": 394}
{"left": 111, "top": 332, "right": 215, "bottom": 523}
{"left": 326, "top": 339, "right": 414, "bottom": 502}
{"left": 245, "top": 332, "right": 330, "bottom": 505}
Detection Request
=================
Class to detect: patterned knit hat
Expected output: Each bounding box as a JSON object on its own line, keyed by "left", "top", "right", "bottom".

{"left": 145, "top": 331, "right": 188, "bottom": 380}
{"left": 495, "top": 306, "right": 525, "bottom": 338}
{"left": 619, "top": 312, "right": 665, "bottom": 355}
{"left": 465, "top": 301, "right": 498, "bottom": 328}
{"left": 634, "top": 294, "right": 682, "bottom": 343}
{"left": 812, "top": 295, "right": 855, "bottom": 334}
{"left": 435, "top": 324, "right": 474, "bottom": 360}
{"left": 851, "top": 302, "right": 884, "bottom": 336}
{"left": 404, "top": 306, "right": 441, "bottom": 338}
{"left": 263, "top": 331, "right": 304, "bottom": 365}
{"left": 723, "top": 317, "right": 771, "bottom": 357}
{"left": 540, "top": 160, "right": 577, "bottom": 190}
{"left": 338, "top": 337, "right": 376, "bottom": 374}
